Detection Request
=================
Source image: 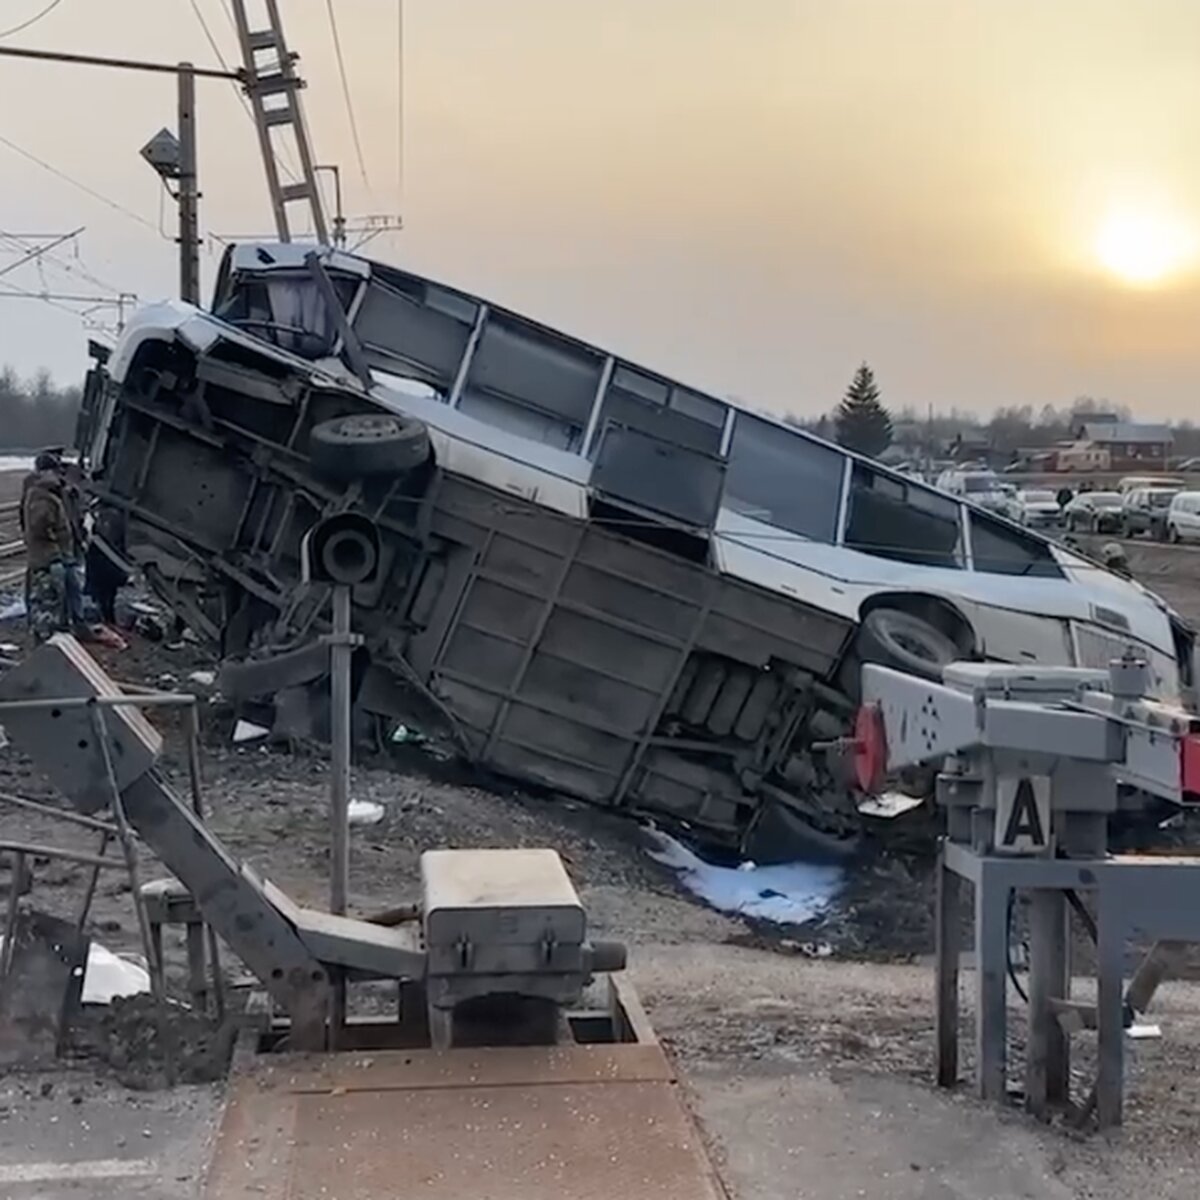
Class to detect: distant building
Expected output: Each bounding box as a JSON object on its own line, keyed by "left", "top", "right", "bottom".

{"left": 1068, "top": 421, "right": 1172, "bottom": 472}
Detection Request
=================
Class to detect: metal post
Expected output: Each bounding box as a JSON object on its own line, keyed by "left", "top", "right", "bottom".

{"left": 934, "top": 848, "right": 961, "bottom": 1089}
{"left": 1096, "top": 890, "right": 1125, "bottom": 1128}
{"left": 1025, "top": 889, "right": 1070, "bottom": 1115}
{"left": 330, "top": 584, "right": 352, "bottom": 918}
{"left": 974, "top": 864, "right": 1009, "bottom": 1103}
{"left": 328, "top": 584, "right": 354, "bottom": 1042}
{"left": 177, "top": 64, "right": 201, "bottom": 306}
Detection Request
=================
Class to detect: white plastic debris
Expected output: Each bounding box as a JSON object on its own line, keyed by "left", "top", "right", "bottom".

{"left": 80, "top": 943, "right": 150, "bottom": 1004}
{"left": 0, "top": 642, "right": 19, "bottom": 653}
{"left": 188, "top": 670, "right": 216, "bottom": 688}
{"left": 647, "top": 831, "right": 841, "bottom": 925}
{"left": 857, "top": 791, "right": 926, "bottom": 820}
{"left": 233, "top": 719, "right": 270, "bottom": 744}
{"left": 348, "top": 799, "right": 385, "bottom": 826}
{"left": 0, "top": 938, "right": 149, "bottom": 1004}
{"left": 128, "top": 600, "right": 162, "bottom": 617}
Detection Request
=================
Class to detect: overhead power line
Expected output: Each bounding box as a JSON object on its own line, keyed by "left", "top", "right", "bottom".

{"left": 325, "top": 0, "right": 371, "bottom": 188}
{"left": 0, "top": 0, "right": 66, "bottom": 41}
{"left": 0, "top": 131, "right": 157, "bottom": 232}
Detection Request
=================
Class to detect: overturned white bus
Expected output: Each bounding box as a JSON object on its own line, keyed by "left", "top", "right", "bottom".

{"left": 75, "top": 242, "right": 1197, "bottom": 858}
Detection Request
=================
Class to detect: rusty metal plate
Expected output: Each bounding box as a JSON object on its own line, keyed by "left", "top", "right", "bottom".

{"left": 204, "top": 1044, "right": 726, "bottom": 1199}
{"left": 250, "top": 1043, "right": 675, "bottom": 1093}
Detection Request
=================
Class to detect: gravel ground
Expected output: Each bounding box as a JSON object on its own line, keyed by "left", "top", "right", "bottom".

{"left": 4, "top": 467, "right": 1200, "bottom": 1197}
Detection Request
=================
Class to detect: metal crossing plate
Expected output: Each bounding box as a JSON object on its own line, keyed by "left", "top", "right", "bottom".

{"left": 203, "top": 1044, "right": 727, "bottom": 1199}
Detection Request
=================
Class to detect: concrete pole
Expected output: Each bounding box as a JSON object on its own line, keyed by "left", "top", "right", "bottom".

{"left": 177, "top": 63, "right": 201, "bottom": 306}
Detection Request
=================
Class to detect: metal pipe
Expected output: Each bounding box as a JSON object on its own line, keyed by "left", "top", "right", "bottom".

{"left": 330, "top": 585, "right": 352, "bottom": 916}
{"left": 0, "top": 841, "right": 120, "bottom": 870}
{"left": 177, "top": 64, "right": 201, "bottom": 306}
{"left": 0, "top": 791, "right": 118, "bottom": 835}
{"left": 0, "top": 693, "right": 198, "bottom": 713}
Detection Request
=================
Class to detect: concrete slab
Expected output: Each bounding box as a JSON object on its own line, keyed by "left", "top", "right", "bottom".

{"left": 0, "top": 1071, "right": 221, "bottom": 1199}
{"left": 688, "top": 1060, "right": 1074, "bottom": 1200}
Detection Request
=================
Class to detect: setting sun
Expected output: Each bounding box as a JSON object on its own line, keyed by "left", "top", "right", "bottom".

{"left": 1094, "top": 207, "right": 1198, "bottom": 287}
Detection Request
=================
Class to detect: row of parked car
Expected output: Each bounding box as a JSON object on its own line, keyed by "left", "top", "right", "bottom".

{"left": 936, "top": 469, "right": 1200, "bottom": 542}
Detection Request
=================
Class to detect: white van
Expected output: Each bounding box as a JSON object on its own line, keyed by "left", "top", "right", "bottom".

{"left": 1167, "top": 492, "right": 1200, "bottom": 543}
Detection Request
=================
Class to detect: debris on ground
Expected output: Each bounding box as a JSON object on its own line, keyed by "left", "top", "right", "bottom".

{"left": 347, "top": 799, "right": 385, "bottom": 826}
{"left": 68, "top": 994, "right": 236, "bottom": 1089}
{"left": 646, "top": 830, "right": 842, "bottom": 924}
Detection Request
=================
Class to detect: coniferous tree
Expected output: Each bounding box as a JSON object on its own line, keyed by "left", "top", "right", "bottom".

{"left": 835, "top": 362, "right": 893, "bottom": 457}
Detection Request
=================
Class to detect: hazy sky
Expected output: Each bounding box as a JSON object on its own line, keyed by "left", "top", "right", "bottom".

{"left": 3, "top": 0, "right": 1200, "bottom": 420}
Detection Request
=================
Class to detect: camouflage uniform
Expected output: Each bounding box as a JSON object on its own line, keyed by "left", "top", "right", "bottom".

{"left": 22, "top": 460, "right": 78, "bottom": 643}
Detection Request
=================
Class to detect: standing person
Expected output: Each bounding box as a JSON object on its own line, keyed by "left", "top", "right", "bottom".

{"left": 85, "top": 507, "right": 130, "bottom": 625}
{"left": 21, "top": 452, "right": 77, "bottom": 642}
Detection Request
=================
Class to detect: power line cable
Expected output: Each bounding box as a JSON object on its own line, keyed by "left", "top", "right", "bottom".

{"left": 324, "top": 0, "right": 371, "bottom": 187}
{"left": 0, "top": 131, "right": 157, "bottom": 232}
{"left": 0, "top": 0, "right": 65, "bottom": 40}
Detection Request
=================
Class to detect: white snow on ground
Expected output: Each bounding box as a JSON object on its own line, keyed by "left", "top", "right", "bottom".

{"left": 0, "top": 455, "right": 34, "bottom": 473}
{"left": 348, "top": 799, "right": 385, "bottom": 826}
{"left": 0, "top": 599, "right": 26, "bottom": 621}
{"left": 0, "top": 939, "right": 149, "bottom": 1003}
{"left": 647, "top": 831, "right": 842, "bottom": 925}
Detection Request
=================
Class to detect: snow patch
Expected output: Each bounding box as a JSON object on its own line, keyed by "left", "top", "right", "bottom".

{"left": 647, "top": 831, "right": 841, "bottom": 925}
{"left": 0, "top": 599, "right": 26, "bottom": 621}
{"left": 0, "top": 455, "right": 35, "bottom": 473}
{"left": 348, "top": 799, "right": 385, "bottom": 826}
{"left": 188, "top": 670, "right": 216, "bottom": 688}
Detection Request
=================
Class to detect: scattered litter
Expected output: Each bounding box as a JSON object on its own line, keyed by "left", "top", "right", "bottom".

{"left": 0, "top": 938, "right": 149, "bottom": 1004}
{"left": 389, "top": 723, "right": 426, "bottom": 745}
{"left": 79, "top": 943, "right": 150, "bottom": 1004}
{"left": 233, "top": 719, "right": 270, "bottom": 744}
{"left": 647, "top": 831, "right": 841, "bottom": 925}
{"left": 348, "top": 799, "right": 385, "bottom": 826}
{"left": 1128, "top": 1023, "right": 1163, "bottom": 1040}
{"left": 188, "top": 670, "right": 216, "bottom": 687}
{"left": 779, "top": 938, "right": 834, "bottom": 958}
{"left": 0, "top": 599, "right": 26, "bottom": 621}
{"left": 857, "top": 791, "right": 926, "bottom": 820}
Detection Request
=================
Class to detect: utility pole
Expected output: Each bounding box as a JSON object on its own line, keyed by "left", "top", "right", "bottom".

{"left": 0, "top": 45, "right": 241, "bottom": 306}
{"left": 177, "top": 64, "right": 201, "bottom": 305}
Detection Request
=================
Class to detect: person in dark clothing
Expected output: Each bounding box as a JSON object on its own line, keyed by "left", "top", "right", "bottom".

{"left": 85, "top": 508, "right": 130, "bottom": 625}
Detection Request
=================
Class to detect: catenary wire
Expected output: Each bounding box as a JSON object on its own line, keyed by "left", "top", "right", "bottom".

{"left": 0, "top": 0, "right": 65, "bottom": 40}
{"left": 325, "top": 0, "right": 371, "bottom": 187}
{"left": 0, "top": 131, "right": 157, "bottom": 232}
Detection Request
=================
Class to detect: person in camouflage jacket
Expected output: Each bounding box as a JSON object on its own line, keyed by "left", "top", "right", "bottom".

{"left": 21, "top": 453, "right": 78, "bottom": 642}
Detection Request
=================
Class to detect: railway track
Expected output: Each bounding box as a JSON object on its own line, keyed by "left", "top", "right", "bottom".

{"left": 0, "top": 499, "right": 24, "bottom": 587}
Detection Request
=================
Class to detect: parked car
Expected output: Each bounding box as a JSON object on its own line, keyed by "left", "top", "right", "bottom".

{"left": 1175, "top": 457, "right": 1200, "bottom": 472}
{"left": 1063, "top": 491, "right": 1124, "bottom": 533}
{"left": 1121, "top": 487, "right": 1179, "bottom": 540}
{"left": 1016, "top": 489, "right": 1062, "bottom": 528}
{"left": 934, "top": 469, "right": 1011, "bottom": 514}
{"left": 1167, "top": 492, "right": 1200, "bottom": 543}
{"left": 1117, "top": 474, "right": 1184, "bottom": 495}
{"left": 73, "top": 241, "right": 1199, "bottom": 859}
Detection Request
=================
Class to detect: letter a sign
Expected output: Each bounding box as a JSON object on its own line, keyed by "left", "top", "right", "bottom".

{"left": 994, "top": 775, "right": 1051, "bottom": 855}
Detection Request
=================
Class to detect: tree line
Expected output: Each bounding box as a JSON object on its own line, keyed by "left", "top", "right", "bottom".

{"left": 795, "top": 365, "right": 1200, "bottom": 463}
{"left": 0, "top": 367, "right": 83, "bottom": 452}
